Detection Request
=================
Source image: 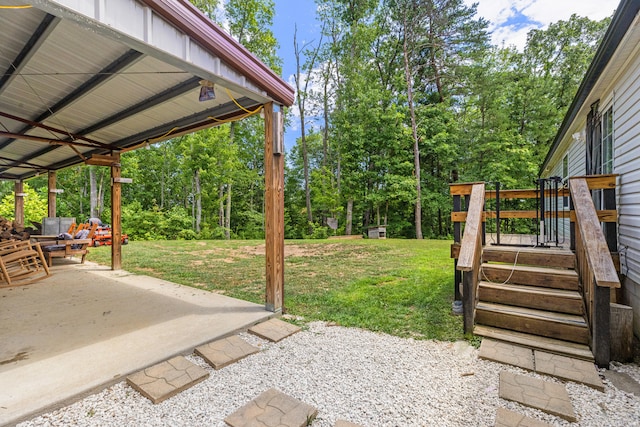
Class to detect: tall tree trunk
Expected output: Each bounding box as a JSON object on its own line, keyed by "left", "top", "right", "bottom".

{"left": 225, "top": 183, "right": 231, "bottom": 240}
{"left": 160, "top": 145, "right": 167, "bottom": 209}
{"left": 218, "top": 183, "right": 225, "bottom": 227}
{"left": 345, "top": 199, "right": 353, "bottom": 235}
{"left": 402, "top": 13, "right": 423, "bottom": 239}
{"left": 195, "top": 170, "right": 201, "bottom": 233}
{"left": 97, "top": 170, "right": 105, "bottom": 218}
{"left": 294, "top": 26, "right": 316, "bottom": 234}
{"left": 90, "top": 167, "right": 98, "bottom": 218}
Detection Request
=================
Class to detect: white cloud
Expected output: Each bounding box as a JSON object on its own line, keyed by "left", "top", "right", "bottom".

{"left": 465, "top": 0, "right": 620, "bottom": 50}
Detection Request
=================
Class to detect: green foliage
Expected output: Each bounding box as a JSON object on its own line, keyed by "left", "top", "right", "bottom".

{"left": 0, "top": 183, "right": 47, "bottom": 228}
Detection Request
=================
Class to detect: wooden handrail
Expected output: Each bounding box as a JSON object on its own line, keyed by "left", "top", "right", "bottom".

{"left": 450, "top": 175, "right": 617, "bottom": 197}
{"left": 457, "top": 183, "right": 485, "bottom": 271}
{"left": 569, "top": 178, "right": 620, "bottom": 289}
{"left": 456, "top": 183, "right": 485, "bottom": 333}
{"left": 452, "top": 209, "right": 617, "bottom": 222}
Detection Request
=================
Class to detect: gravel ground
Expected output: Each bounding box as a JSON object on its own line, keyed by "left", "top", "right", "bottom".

{"left": 18, "top": 322, "right": 640, "bottom": 427}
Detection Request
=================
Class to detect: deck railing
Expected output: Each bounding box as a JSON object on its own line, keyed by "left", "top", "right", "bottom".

{"left": 569, "top": 176, "right": 620, "bottom": 367}
{"left": 455, "top": 183, "right": 484, "bottom": 334}
{"left": 451, "top": 175, "right": 620, "bottom": 365}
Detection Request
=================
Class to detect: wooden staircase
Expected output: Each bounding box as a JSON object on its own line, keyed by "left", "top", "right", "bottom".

{"left": 473, "top": 246, "right": 594, "bottom": 361}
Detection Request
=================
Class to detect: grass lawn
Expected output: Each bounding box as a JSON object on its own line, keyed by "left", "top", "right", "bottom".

{"left": 87, "top": 238, "right": 462, "bottom": 341}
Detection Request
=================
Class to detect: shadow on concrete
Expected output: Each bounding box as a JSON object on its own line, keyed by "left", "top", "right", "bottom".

{"left": 0, "top": 260, "right": 272, "bottom": 426}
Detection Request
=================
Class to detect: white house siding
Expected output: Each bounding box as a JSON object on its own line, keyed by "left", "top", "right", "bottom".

{"left": 613, "top": 47, "right": 640, "bottom": 335}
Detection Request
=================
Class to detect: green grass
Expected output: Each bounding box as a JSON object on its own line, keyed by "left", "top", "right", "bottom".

{"left": 87, "top": 239, "right": 462, "bottom": 341}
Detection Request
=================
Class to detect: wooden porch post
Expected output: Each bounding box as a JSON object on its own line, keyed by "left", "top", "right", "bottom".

{"left": 453, "top": 195, "right": 462, "bottom": 301}
{"left": 14, "top": 180, "right": 24, "bottom": 229}
{"left": 264, "top": 102, "right": 285, "bottom": 313}
{"left": 111, "top": 151, "right": 122, "bottom": 270}
{"left": 48, "top": 171, "right": 57, "bottom": 217}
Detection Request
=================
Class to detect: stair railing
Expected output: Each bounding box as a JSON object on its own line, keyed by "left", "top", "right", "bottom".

{"left": 569, "top": 177, "right": 620, "bottom": 367}
{"left": 456, "top": 183, "right": 485, "bottom": 334}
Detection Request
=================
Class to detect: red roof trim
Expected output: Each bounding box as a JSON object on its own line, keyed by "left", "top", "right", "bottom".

{"left": 140, "top": 0, "right": 294, "bottom": 107}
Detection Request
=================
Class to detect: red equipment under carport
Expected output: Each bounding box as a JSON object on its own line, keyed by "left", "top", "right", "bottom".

{"left": 92, "top": 226, "right": 129, "bottom": 247}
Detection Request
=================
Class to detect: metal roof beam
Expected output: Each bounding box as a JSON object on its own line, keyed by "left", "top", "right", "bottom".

{"left": 0, "top": 76, "right": 203, "bottom": 174}
{"left": 42, "top": 98, "right": 261, "bottom": 173}
{"left": 0, "top": 14, "right": 59, "bottom": 95}
{"left": 0, "top": 49, "right": 144, "bottom": 151}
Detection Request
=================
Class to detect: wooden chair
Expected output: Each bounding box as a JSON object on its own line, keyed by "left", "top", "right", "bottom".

{"left": 42, "top": 222, "right": 98, "bottom": 267}
{"left": 0, "top": 240, "right": 50, "bottom": 288}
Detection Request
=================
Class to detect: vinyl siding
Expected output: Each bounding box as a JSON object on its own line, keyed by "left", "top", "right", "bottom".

{"left": 614, "top": 48, "right": 640, "bottom": 289}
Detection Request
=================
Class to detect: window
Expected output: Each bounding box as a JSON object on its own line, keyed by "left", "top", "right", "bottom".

{"left": 562, "top": 155, "right": 569, "bottom": 208}
{"left": 588, "top": 105, "right": 613, "bottom": 175}
{"left": 602, "top": 108, "right": 613, "bottom": 174}
{"left": 586, "top": 104, "right": 614, "bottom": 209}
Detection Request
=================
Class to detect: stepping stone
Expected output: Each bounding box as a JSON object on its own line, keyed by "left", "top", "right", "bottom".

{"left": 479, "top": 339, "right": 534, "bottom": 370}
{"left": 249, "top": 318, "right": 301, "bottom": 342}
{"left": 335, "top": 421, "right": 364, "bottom": 427}
{"left": 499, "top": 371, "right": 576, "bottom": 422}
{"left": 195, "top": 335, "right": 259, "bottom": 370}
{"left": 126, "top": 355, "right": 209, "bottom": 404}
{"left": 603, "top": 370, "right": 640, "bottom": 396}
{"left": 495, "top": 408, "right": 552, "bottom": 427}
{"left": 225, "top": 388, "right": 317, "bottom": 427}
{"left": 534, "top": 350, "right": 604, "bottom": 391}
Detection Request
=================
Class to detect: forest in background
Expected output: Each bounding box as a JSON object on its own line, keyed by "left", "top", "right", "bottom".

{"left": 0, "top": 0, "right": 610, "bottom": 240}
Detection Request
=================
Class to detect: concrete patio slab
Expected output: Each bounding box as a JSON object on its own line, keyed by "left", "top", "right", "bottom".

{"left": 603, "top": 370, "right": 640, "bottom": 396}
{"left": 224, "top": 388, "right": 317, "bottom": 427}
{"left": 127, "top": 356, "right": 209, "bottom": 404}
{"left": 499, "top": 371, "right": 576, "bottom": 422}
{"left": 494, "top": 407, "right": 552, "bottom": 427}
{"left": 195, "top": 335, "right": 259, "bottom": 370}
{"left": 534, "top": 351, "right": 604, "bottom": 391}
{"left": 0, "top": 260, "right": 272, "bottom": 426}
{"left": 249, "top": 317, "right": 301, "bottom": 342}
{"left": 479, "top": 339, "right": 534, "bottom": 370}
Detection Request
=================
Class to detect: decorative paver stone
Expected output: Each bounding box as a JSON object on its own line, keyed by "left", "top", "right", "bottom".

{"left": 126, "top": 356, "right": 209, "bottom": 404}
{"left": 479, "top": 339, "right": 534, "bottom": 371}
{"left": 195, "top": 335, "right": 259, "bottom": 370}
{"left": 499, "top": 371, "right": 576, "bottom": 422}
{"left": 225, "top": 388, "right": 317, "bottom": 427}
{"left": 334, "top": 420, "right": 364, "bottom": 427}
{"left": 603, "top": 370, "right": 640, "bottom": 396}
{"left": 494, "top": 408, "right": 552, "bottom": 427}
{"left": 249, "top": 318, "right": 301, "bottom": 342}
{"left": 534, "top": 351, "right": 604, "bottom": 391}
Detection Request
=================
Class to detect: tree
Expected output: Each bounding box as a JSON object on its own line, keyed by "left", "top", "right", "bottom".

{"left": 293, "top": 24, "right": 324, "bottom": 233}
{"left": 0, "top": 183, "right": 47, "bottom": 227}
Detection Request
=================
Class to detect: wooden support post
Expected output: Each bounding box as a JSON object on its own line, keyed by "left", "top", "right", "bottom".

{"left": 264, "top": 103, "right": 285, "bottom": 313}
{"left": 48, "top": 171, "right": 56, "bottom": 218}
{"left": 453, "top": 195, "right": 462, "bottom": 301}
{"left": 111, "top": 151, "right": 122, "bottom": 270}
{"left": 14, "top": 180, "right": 24, "bottom": 229}
{"left": 462, "top": 271, "right": 474, "bottom": 334}
{"left": 610, "top": 303, "right": 633, "bottom": 362}
{"left": 593, "top": 285, "right": 611, "bottom": 368}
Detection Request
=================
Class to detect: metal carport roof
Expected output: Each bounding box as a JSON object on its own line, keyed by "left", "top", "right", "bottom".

{"left": 0, "top": 0, "right": 294, "bottom": 180}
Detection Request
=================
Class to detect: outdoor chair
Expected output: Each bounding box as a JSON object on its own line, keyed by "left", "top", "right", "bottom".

{"left": 41, "top": 222, "right": 98, "bottom": 267}
{"left": 0, "top": 239, "right": 50, "bottom": 288}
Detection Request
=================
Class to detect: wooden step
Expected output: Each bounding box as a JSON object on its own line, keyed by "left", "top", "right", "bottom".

{"left": 475, "top": 302, "right": 589, "bottom": 344}
{"left": 478, "top": 282, "right": 583, "bottom": 315}
{"left": 482, "top": 246, "right": 575, "bottom": 269}
{"left": 474, "top": 325, "right": 593, "bottom": 361}
{"left": 481, "top": 264, "right": 579, "bottom": 290}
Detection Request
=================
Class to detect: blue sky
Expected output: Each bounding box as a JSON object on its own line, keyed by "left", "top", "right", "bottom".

{"left": 270, "top": 0, "right": 621, "bottom": 149}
